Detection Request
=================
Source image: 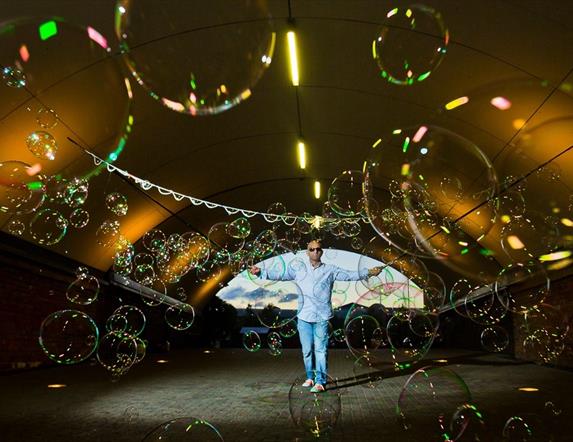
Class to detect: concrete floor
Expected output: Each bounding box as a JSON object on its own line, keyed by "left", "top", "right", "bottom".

{"left": 1, "top": 348, "right": 571, "bottom": 441}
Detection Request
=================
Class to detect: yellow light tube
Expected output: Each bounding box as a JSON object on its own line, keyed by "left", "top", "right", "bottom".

{"left": 287, "top": 31, "right": 299, "bottom": 86}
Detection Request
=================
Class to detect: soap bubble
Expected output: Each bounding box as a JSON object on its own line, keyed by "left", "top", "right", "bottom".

{"left": 7, "top": 218, "right": 25, "bottom": 235}
{"left": 164, "top": 303, "right": 195, "bottom": 330}
{"left": 115, "top": 0, "right": 275, "bottom": 116}
{"left": 327, "top": 170, "right": 365, "bottom": 217}
{"left": 289, "top": 374, "right": 341, "bottom": 437}
{"left": 97, "top": 331, "right": 138, "bottom": 374}
{"left": 64, "top": 178, "right": 89, "bottom": 207}
{"left": 495, "top": 261, "right": 549, "bottom": 313}
{"left": 142, "top": 417, "right": 224, "bottom": 441}
{"left": 105, "top": 192, "right": 128, "bottom": 216}
{"left": 481, "top": 326, "right": 509, "bottom": 352}
{"left": 112, "top": 305, "right": 146, "bottom": 337}
{"left": 363, "top": 126, "right": 499, "bottom": 282}
{"left": 397, "top": 366, "right": 471, "bottom": 438}
{"left": 96, "top": 219, "right": 121, "bottom": 247}
{"left": 143, "top": 229, "right": 166, "bottom": 253}
{"left": 39, "top": 310, "right": 99, "bottom": 364}
{"left": 69, "top": 208, "right": 90, "bottom": 228}
{"left": 373, "top": 4, "right": 448, "bottom": 85}
{"left": 29, "top": 208, "right": 68, "bottom": 245}
{"left": 226, "top": 217, "right": 251, "bottom": 239}
{"left": 26, "top": 131, "right": 58, "bottom": 160}
{"left": 0, "top": 160, "right": 46, "bottom": 214}
{"left": 66, "top": 274, "right": 99, "bottom": 305}
{"left": 449, "top": 403, "right": 487, "bottom": 441}
{"left": 0, "top": 17, "right": 132, "bottom": 175}
{"left": 1, "top": 66, "right": 26, "bottom": 88}
{"left": 242, "top": 330, "right": 261, "bottom": 352}
{"left": 36, "top": 106, "right": 58, "bottom": 129}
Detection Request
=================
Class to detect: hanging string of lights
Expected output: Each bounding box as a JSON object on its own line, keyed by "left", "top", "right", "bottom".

{"left": 76, "top": 141, "right": 367, "bottom": 226}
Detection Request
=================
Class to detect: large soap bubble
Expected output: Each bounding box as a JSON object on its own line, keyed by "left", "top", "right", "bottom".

{"left": 0, "top": 161, "right": 45, "bottom": 214}
{"left": 289, "top": 374, "right": 341, "bottom": 438}
{"left": 373, "top": 4, "right": 448, "bottom": 85}
{"left": 39, "top": 310, "right": 99, "bottom": 364}
{"left": 364, "top": 125, "right": 500, "bottom": 283}
{"left": 397, "top": 366, "right": 471, "bottom": 439}
{"left": 0, "top": 17, "right": 132, "bottom": 175}
{"left": 115, "top": 0, "right": 275, "bottom": 115}
{"left": 142, "top": 417, "right": 224, "bottom": 441}
{"left": 29, "top": 208, "right": 68, "bottom": 245}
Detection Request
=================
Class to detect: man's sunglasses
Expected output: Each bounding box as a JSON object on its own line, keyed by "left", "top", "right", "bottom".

{"left": 308, "top": 247, "right": 323, "bottom": 252}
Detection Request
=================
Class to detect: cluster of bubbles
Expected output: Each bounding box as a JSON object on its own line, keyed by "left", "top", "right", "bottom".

{"left": 361, "top": 123, "right": 572, "bottom": 364}
{"left": 0, "top": 164, "right": 97, "bottom": 245}
{"left": 396, "top": 365, "right": 565, "bottom": 440}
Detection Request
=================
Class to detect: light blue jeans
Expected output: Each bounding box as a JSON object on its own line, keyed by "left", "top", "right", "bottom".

{"left": 297, "top": 318, "right": 329, "bottom": 385}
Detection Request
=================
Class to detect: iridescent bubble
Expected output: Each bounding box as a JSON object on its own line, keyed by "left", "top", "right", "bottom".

{"left": 373, "top": 4, "right": 448, "bottom": 85}
{"left": 75, "top": 266, "right": 90, "bottom": 279}
{"left": 143, "top": 229, "right": 166, "bottom": 253}
{"left": 449, "top": 403, "right": 487, "bottom": 441}
{"left": 69, "top": 208, "right": 89, "bottom": 228}
{"left": 174, "top": 287, "right": 187, "bottom": 302}
{"left": 105, "top": 192, "right": 128, "bottom": 216}
{"left": 26, "top": 131, "right": 58, "bottom": 161}
{"left": 267, "top": 330, "right": 282, "bottom": 349}
{"left": 397, "top": 366, "right": 471, "bottom": 438}
{"left": 64, "top": 177, "right": 89, "bottom": 207}
{"left": 208, "top": 222, "right": 244, "bottom": 260}
{"left": 7, "top": 218, "right": 25, "bottom": 235}
{"left": 39, "top": 310, "right": 99, "bottom": 364}
{"left": 350, "top": 236, "right": 364, "bottom": 250}
{"left": 242, "top": 330, "right": 261, "bottom": 352}
{"left": 116, "top": 0, "right": 275, "bottom": 116}
{"left": 253, "top": 281, "right": 303, "bottom": 328}
{"left": 252, "top": 229, "right": 277, "bottom": 259}
{"left": 167, "top": 233, "right": 186, "bottom": 252}
{"left": 345, "top": 314, "right": 383, "bottom": 358}
{"left": 139, "top": 278, "right": 167, "bottom": 307}
{"left": 66, "top": 274, "right": 99, "bottom": 305}
{"left": 36, "top": 106, "right": 58, "bottom": 129}
{"left": 279, "top": 320, "right": 297, "bottom": 338}
{"left": 267, "top": 201, "right": 287, "bottom": 216}
{"left": 353, "top": 355, "right": 384, "bottom": 388}
{"left": 106, "top": 313, "right": 128, "bottom": 334}
{"left": 495, "top": 261, "right": 549, "bottom": 313}
{"left": 289, "top": 374, "right": 341, "bottom": 438}
{"left": 363, "top": 126, "right": 499, "bottom": 282}
{"left": 96, "top": 219, "right": 121, "bottom": 247}
{"left": 164, "top": 303, "right": 195, "bottom": 330}
{"left": 44, "top": 175, "right": 68, "bottom": 204}
{"left": 502, "top": 415, "right": 542, "bottom": 441}
{"left": 97, "top": 331, "right": 137, "bottom": 374}
{"left": 1, "top": 66, "right": 26, "bottom": 88}
{"left": 480, "top": 326, "right": 509, "bottom": 352}
{"left": 0, "top": 17, "right": 132, "bottom": 177}
{"left": 142, "top": 417, "right": 224, "bottom": 441}
{"left": 29, "top": 208, "right": 68, "bottom": 245}
{"left": 0, "top": 160, "right": 45, "bottom": 214}
{"left": 112, "top": 305, "right": 146, "bottom": 337}
{"left": 328, "top": 170, "right": 365, "bottom": 217}
{"left": 133, "top": 263, "right": 155, "bottom": 286}
{"left": 226, "top": 217, "right": 251, "bottom": 239}
{"left": 387, "top": 314, "right": 434, "bottom": 367}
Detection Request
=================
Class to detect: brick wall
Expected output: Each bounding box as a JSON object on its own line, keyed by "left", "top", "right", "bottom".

{"left": 513, "top": 273, "right": 573, "bottom": 368}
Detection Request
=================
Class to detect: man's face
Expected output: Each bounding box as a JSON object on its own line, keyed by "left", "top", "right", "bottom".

{"left": 307, "top": 241, "right": 323, "bottom": 260}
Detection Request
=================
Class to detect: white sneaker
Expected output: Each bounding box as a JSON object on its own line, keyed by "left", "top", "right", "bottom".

{"left": 302, "top": 379, "right": 314, "bottom": 387}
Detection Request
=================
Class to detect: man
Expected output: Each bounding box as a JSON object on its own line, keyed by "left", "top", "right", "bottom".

{"left": 249, "top": 239, "right": 382, "bottom": 393}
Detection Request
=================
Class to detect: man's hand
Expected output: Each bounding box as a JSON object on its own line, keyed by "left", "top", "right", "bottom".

{"left": 249, "top": 265, "right": 261, "bottom": 276}
{"left": 368, "top": 266, "right": 383, "bottom": 277}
